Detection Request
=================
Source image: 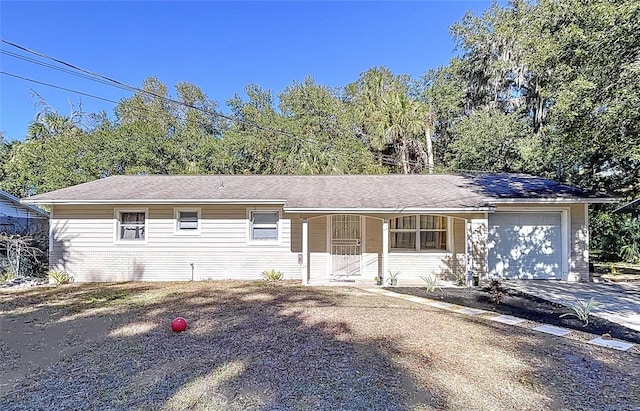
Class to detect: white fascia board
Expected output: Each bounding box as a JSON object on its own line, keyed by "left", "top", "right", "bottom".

{"left": 284, "top": 206, "right": 496, "bottom": 214}
{"left": 484, "top": 197, "right": 619, "bottom": 204}
{"left": 21, "top": 198, "right": 288, "bottom": 206}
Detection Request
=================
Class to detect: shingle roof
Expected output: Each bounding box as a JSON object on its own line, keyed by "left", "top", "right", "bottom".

{"left": 22, "top": 173, "right": 614, "bottom": 210}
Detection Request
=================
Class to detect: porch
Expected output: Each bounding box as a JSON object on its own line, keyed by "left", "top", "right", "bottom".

{"left": 294, "top": 213, "right": 488, "bottom": 287}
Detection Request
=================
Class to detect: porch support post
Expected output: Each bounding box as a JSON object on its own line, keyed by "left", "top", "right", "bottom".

{"left": 301, "top": 218, "right": 309, "bottom": 285}
{"left": 465, "top": 219, "right": 473, "bottom": 286}
{"left": 382, "top": 218, "right": 389, "bottom": 284}
{"left": 467, "top": 216, "right": 488, "bottom": 286}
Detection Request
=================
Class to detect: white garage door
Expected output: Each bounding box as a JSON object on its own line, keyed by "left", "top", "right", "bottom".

{"left": 488, "top": 212, "right": 563, "bottom": 279}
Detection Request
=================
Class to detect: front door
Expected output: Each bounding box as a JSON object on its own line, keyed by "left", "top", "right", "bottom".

{"left": 331, "top": 215, "right": 362, "bottom": 276}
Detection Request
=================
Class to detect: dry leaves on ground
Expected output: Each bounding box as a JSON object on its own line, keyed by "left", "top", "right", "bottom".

{"left": 1, "top": 281, "right": 639, "bottom": 410}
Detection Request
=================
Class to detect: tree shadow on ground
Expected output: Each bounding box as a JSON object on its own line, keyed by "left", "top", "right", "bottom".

{"left": 451, "top": 313, "right": 640, "bottom": 410}
{"left": 390, "top": 286, "right": 640, "bottom": 344}
{"left": 0, "top": 282, "right": 445, "bottom": 410}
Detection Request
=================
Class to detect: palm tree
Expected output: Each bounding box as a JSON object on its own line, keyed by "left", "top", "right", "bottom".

{"left": 375, "top": 92, "right": 424, "bottom": 174}
{"left": 27, "top": 112, "right": 80, "bottom": 141}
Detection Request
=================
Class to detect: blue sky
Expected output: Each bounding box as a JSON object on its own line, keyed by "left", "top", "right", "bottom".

{"left": 0, "top": 1, "right": 491, "bottom": 141}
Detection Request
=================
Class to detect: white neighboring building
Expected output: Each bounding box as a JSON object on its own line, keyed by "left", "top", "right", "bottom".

{"left": 0, "top": 189, "right": 49, "bottom": 235}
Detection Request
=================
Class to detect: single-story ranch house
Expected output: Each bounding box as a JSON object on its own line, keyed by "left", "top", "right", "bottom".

{"left": 22, "top": 174, "right": 614, "bottom": 285}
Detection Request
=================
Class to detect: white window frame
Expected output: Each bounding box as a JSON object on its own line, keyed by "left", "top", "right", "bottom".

{"left": 246, "top": 208, "right": 281, "bottom": 245}
{"left": 390, "top": 215, "right": 451, "bottom": 252}
{"left": 174, "top": 207, "right": 201, "bottom": 236}
{"left": 114, "top": 208, "right": 148, "bottom": 244}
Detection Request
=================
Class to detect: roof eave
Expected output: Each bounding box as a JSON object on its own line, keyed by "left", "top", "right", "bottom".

{"left": 284, "top": 206, "right": 495, "bottom": 214}
{"left": 21, "top": 199, "right": 288, "bottom": 206}
{"left": 484, "top": 197, "right": 619, "bottom": 204}
{"left": 0, "top": 191, "right": 50, "bottom": 217}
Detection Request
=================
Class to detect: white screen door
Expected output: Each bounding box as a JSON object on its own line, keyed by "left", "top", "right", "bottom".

{"left": 331, "top": 215, "right": 362, "bottom": 276}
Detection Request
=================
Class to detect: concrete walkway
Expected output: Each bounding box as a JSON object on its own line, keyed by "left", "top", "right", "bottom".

{"left": 507, "top": 281, "right": 640, "bottom": 332}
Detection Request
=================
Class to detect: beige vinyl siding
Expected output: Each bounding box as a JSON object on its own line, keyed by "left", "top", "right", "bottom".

{"left": 308, "top": 216, "right": 328, "bottom": 281}
{"left": 363, "top": 218, "right": 382, "bottom": 280}
{"left": 388, "top": 253, "right": 465, "bottom": 286}
{"left": 51, "top": 204, "right": 300, "bottom": 282}
{"left": 388, "top": 217, "right": 466, "bottom": 286}
{"left": 570, "top": 203, "right": 589, "bottom": 281}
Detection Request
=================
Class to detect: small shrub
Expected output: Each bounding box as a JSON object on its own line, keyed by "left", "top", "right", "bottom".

{"left": 419, "top": 275, "right": 441, "bottom": 293}
{"left": 453, "top": 271, "right": 466, "bottom": 286}
{"left": 489, "top": 279, "right": 505, "bottom": 304}
{"left": 48, "top": 270, "right": 70, "bottom": 286}
{"left": 261, "top": 269, "right": 283, "bottom": 282}
{"left": 560, "top": 297, "right": 596, "bottom": 326}
{"left": 620, "top": 243, "right": 640, "bottom": 264}
{"left": 387, "top": 270, "right": 400, "bottom": 286}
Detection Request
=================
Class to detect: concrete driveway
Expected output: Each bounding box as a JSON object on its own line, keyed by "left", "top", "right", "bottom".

{"left": 507, "top": 281, "right": 640, "bottom": 332}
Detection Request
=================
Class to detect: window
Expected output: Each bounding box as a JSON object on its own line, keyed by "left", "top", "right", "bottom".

{"left": 249, "top": 210, "right": 279, "bottom": 242}
{"left": 116, "top": 210, "right": 147, "bottom": 242}
{"left": 390, "top": 215, "right": 448, "bottom": 251}
{"left": 174, "top": 208, "right": 200, "bottom": 235}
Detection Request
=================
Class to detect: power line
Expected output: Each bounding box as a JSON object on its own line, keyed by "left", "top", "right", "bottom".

{"left": 1, "top": 38, "right": 311, "bottom": 143}
{"left": 0, "top": 50, "right": 136, "bottom": 92}
{"left": 0, "top": 71, "right": 215, "bottom": 129}
{"left": 1, "top": 71, "right": 122, "bottom": 105}
{"left": 1, "top": 38, "right": 436, "bottom": 171}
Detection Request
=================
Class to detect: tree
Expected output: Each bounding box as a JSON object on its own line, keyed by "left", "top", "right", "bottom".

{"left": 222, "top": 78, "right": 382, "bottom": 175}
{"left": 346, "top": 67, "right": 434, "bottom": 173}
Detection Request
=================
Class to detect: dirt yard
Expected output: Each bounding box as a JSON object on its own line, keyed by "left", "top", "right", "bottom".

{"left": 1, "top": 281, "right": 639, "bottom": 410}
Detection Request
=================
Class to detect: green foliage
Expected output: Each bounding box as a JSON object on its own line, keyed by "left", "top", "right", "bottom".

{"left": 48, "top": 270, "right": 70, "bottom": 286}
{"left": 346, "top": 67, "right": 434, "bottom": 174}
{"left": 261, "top": 269, "right": 283, "bottom": 282}
{"left": 430, "top": 0, "right": 640, "bottom": 195}
{"left": 387, "top": 270, "right": 400, "bottom": 286}
{"left": 591, "top": 209, "right": 640, "bottom": 263}
{"left": 1, "top": 0, "right": 637, "bottom": 220}
{"left": 445, "top": 108, "right": 534, "bottom": 173}
{"left": 560, "top": 297, "right": 596, "bottom": 326}
{"left": 619, "top": 217, "right": 640, "bottom": 263}
{"left": 419, "top": 275, "right": 441, "bottom": 293}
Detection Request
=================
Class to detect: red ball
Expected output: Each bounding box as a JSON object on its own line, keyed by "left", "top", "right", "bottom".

{"left": 171, "top": 317, "right": 188, "bottom": 332}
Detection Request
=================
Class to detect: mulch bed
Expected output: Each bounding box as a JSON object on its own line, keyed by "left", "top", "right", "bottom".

{"left": 390, "top": 285, "right": 640, "bottom": 344}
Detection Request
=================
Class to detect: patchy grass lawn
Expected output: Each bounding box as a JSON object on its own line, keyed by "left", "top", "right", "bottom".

{"left": 1, "top": 281, "right": 639, "bottom": 410}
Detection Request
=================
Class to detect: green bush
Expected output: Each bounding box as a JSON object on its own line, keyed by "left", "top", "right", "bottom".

{"left": 48, "top": 270, "right": 70, "bottom": 286}
{"left": 419, "top": 275, "right": 441, "bottom": 293}
{"left": 387, "top": 270, "right": 400, "bottom": 286}
{"left": 261, "top": 269, "right": 283, "bottom": 282}
{"left": 590, "top": 209, "right": 640, "bottom": 263}
{"left": 560, "top": 297, "right": 596, "bottom": 326}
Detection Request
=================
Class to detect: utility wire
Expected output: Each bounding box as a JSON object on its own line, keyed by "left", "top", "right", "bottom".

{"left": 1, "top": 38, "right": 313, "bottom": 143}
{"left": 1, "top": 50, "right": 136, "bottom": 91}
{"left": 2, "top": 38, "right": 443, "bottom": 172}
{"left": 0, "top": 71, "right": 207, "bottom": 128}
{"left": 1, "top": 71, "right": 122, "bottom": 105}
